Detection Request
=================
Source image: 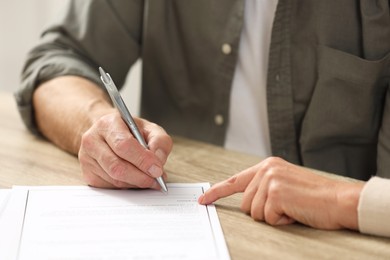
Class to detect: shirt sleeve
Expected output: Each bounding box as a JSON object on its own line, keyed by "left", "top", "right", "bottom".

{"left": 358, "top": 176, "right": 390, "bottom": 237}
{"left": 14, "top": 0, "right": 143, "bottom": 135}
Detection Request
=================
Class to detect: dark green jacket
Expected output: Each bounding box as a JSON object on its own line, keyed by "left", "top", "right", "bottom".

{"left": 15, "top": 0, "right": 390, "bottom": 180}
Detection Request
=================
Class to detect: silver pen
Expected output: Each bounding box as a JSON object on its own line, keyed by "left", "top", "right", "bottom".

{"left": 99, "top": 67, "right": 168, "bottom": 193}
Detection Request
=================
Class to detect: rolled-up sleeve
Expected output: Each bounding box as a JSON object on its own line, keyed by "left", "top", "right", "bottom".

{"left": 14, "top": 0, "right": 143, "bottom": 134}
{"left": 358, "top": 176, "right": 390, "bottom": 237}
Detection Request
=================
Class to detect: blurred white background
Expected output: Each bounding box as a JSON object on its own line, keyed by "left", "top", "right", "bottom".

{"left": 0, "top": 0, "right": 141, "bottom": 115}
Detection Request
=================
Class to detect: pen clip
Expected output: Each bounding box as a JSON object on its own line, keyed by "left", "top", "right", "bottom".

{"left": 98, "top": 67, "right": 149, "bottom": 149}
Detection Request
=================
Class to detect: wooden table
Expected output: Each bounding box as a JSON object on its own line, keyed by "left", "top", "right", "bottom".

{"left": 1, "top": 91, "right": 389, "bottom": 259}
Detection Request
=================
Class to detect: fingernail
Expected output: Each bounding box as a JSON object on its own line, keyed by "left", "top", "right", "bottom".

{"left": 148, "top": 164, "right": 162, "bottom": 178}
{"left": 275, "top": 216, "right": 290, "bottom": 225}
{"left": 155, "top": 149, "right": 166, "bottom": 163}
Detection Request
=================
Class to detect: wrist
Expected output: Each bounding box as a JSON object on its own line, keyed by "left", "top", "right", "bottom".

{"left": 335, "top": 181, "right": 365, "bottom": 230}
{"left": 34, "top": 76, "right": 115, "bottom": 155}
{"left": 73, "top": 99, "right": 116, "bottom": 151}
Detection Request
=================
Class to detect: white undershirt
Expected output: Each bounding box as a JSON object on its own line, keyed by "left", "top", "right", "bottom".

{"left": 224, "top": 0, "right": 278, "bottom": 157}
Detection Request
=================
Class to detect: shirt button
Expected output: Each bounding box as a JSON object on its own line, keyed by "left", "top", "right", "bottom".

{"left": 221, "top": 44, "right": 232, "bottom": 55}
{"left": 214, "top": 114, "right": 224, "bottom": 126}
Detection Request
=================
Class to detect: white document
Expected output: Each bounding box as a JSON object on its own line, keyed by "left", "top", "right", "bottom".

{"left": 0, "top": 189, "right": 11, "bottom": 218}
{"left": 0, "top": 184, "right": 230, "bottom": 260}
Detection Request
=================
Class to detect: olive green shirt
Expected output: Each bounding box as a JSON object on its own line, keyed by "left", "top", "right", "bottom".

{"left": 15, "top": 0, "right": 390, "bottom": 180}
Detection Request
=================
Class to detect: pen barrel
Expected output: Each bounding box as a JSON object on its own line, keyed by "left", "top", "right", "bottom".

{"left": 99, "top": 67, "right": 167, "bottom": 192}
{"left": 127, "top": 120, "right": 149, "bottom": 149}
{"left": 114, "top": 96, "right": 149, "bottom": 150}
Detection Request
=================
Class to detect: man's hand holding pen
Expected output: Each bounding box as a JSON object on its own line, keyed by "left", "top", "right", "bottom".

{"left": 77, "top": 67, "right": 171, "bottom": 192}
{"left": 78, "top": 112, "right": 172, "bottom": 189}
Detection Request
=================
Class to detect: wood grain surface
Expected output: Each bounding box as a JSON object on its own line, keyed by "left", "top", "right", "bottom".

{"left": 1, "top": 91, "right": 389, "bottom": 259}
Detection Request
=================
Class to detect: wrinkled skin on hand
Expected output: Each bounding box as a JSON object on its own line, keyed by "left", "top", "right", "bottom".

{"left": 78, "top": 112, "right": 172, "bottom": 190}
{"left": 199, "top": 157, "right": 364, "bottom": 230}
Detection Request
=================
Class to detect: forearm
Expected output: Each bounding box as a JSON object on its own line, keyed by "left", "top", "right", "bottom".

{"left": 33, "top": 76, "right": 115, "bottom": 155}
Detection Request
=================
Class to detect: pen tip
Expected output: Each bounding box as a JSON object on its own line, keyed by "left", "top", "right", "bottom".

{"left": 156, "top": 177, "right": 168, "bottom": 193}
{"left": 161, "top": 185, "right": 168, "bottom": 193}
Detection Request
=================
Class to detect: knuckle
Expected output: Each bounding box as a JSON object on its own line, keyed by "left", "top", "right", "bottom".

{"left": 263, "top": 171, "right": 285, "bottom": 201}
{"left": 263, "top": 168, "right": 279, "bottom": 182}
{"left": 98, "top": 113, "right": 114, "bottom": 126}
{"left": 267, "top": 184, "right": 283, "bottom": 207}
{"left": 261, "top": 157, "right": 285, "bottom": 181}
{"left": 80, "top": 131, "right": 94, "bottom": 151}
{"left": 227, "top": 175, "right": 238, "bottom": 185}
{"left": 107, "top": 158, "right": 126, "bottom": 181}
{"left": 261, "top": 156, "right": 282, "bottom": 170}
{"left": 149, "top": 121, "right": 159, "bottom": 129}
{"left": 111, "top": 135, "right": 130, "bottom": 152}
{"left": 95, "top": 118, "right": 111, "bottom": 135}
{"left": 226, "top": 175, "right": 241, "bottom": 192}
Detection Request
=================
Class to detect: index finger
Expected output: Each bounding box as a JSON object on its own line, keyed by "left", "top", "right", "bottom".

{"left": 198, "top": 168, "right": 256, "bottom": 205}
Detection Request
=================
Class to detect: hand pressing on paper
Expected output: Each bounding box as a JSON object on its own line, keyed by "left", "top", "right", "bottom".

{"left": 78, "top": 112, "right": 172, "bottom": 189}
{"left": 199, "top": 157, "right": 364, "bottom": 230}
